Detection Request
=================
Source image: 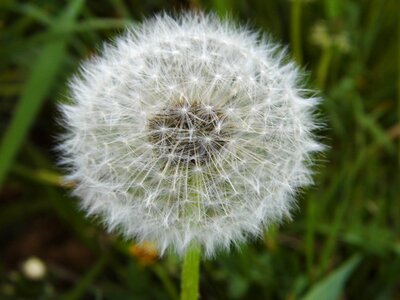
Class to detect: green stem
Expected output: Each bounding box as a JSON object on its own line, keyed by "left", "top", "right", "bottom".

{"left": 12, "top": 164, "right": 68, "bottom": 187}
{"left": 291, "top": 0, "right": 303, "bottom": 65}
{"left": 316, "top": 46, "right": 333, "bottom": 89}
{"left": 180, "top": 244, "right": 201, "bottom": 300}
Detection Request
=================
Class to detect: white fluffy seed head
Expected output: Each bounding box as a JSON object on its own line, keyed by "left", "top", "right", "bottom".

{"left": 58, "top": 13, "right": 323, "bottom": 257}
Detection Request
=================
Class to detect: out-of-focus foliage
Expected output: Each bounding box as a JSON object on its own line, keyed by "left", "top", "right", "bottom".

{"left": 0, "top": 0, "right": 398, "bottom": 299}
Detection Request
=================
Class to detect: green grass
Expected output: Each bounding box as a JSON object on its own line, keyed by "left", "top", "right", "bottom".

{"left": 0, "top": 0, "right": 398, "bottom": 299}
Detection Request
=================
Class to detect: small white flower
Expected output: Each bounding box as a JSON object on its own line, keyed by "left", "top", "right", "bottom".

{"left": 21, "top": 257, "right": 46, "bottom": 280}
{"left": 59, "top": 13, "right": 323, "bottom": 257}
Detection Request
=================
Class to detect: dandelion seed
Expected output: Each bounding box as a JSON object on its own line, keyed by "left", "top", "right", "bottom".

{"left": 59, "top": 13, "right": 323, "bottom": 257}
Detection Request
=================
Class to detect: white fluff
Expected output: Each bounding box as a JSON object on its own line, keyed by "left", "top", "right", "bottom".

{"left": 59, "top": 13, "right": 323, "bottom": 257}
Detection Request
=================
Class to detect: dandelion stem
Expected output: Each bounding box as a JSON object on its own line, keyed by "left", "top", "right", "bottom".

{"left": 180, "top": 243, "right": 201, "bottom": 300}
{"left": 291, "top": 0, "right": 303, "bottom": 65}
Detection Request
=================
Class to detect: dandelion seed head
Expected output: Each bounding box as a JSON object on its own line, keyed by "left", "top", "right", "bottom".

{"left": 59, "top": 12, "right": 323, "bottom": 257}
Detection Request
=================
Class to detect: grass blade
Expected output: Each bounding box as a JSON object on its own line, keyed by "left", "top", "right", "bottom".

{"left": 302, "top": 255, "right": 362, "bottom": 300}
{"left": 61, "top": 256, "right": 107, "bottom": 300}
{"left": 0, "top": 0, "right": 84, "bottom": 188}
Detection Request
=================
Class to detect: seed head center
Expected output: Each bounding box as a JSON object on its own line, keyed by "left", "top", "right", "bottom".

{"left": 148, "top": 101, "right": 230, "bottom": 165}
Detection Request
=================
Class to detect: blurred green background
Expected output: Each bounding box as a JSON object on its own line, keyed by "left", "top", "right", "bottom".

{"left": 0, "top": 0, "right": 398, "bottom": 299}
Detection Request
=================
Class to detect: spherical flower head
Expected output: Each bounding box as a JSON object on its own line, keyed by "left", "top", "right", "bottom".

{"left": 59, "top": 13, "right": 323, "bottom": 257}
